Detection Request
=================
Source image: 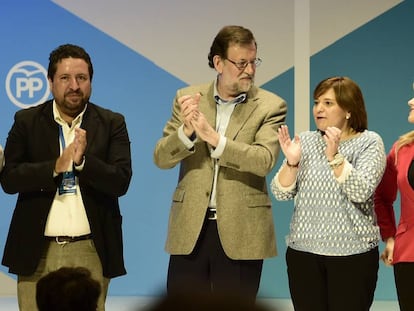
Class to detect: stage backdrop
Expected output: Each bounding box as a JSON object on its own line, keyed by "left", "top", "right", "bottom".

{"left": 0, "top": 0, "right": 411, "bottom": 301}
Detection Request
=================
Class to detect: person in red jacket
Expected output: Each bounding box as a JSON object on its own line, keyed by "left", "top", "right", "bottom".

{"left": 375, "top": 96, "right": 414, "bottom": 311}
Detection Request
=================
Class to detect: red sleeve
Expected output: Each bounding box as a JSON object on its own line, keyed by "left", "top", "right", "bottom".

{"left": 374, "top": 146, "right": 398, "bottom": 240}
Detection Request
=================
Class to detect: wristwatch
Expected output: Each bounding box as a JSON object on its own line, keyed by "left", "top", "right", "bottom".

{"left": 328, "top": 153, "right": 344, "bottom": 169}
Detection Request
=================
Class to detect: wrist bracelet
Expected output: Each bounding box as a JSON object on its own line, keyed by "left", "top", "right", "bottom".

{"left": 328, "top": 153, "right": 344, "bottom": 169}
{"left": 286, "top": 160, "right": 299, "bottom": 168}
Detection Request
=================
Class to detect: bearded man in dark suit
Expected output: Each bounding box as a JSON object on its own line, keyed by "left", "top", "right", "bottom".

{"left": 0, "top": 44, "right": 132, "bottom": 311}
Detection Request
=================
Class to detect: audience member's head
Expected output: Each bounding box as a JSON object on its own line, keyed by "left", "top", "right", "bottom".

{"left": 145, "top": 290, "right": 275, "bottom": 311}
{"left": 36, "top": 266, "right": 101, "bottom": 311}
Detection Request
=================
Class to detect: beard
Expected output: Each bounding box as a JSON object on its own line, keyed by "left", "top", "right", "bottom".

{"left": 57, "top": 91, "right": 89, "bottom": 117}
{"left": 230, "top": 77, "right": 254, "bottom": 95}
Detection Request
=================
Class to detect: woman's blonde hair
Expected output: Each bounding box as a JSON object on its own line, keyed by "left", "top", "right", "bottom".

{"left": 395, "top": 131, "right": 414, "bottom": 163}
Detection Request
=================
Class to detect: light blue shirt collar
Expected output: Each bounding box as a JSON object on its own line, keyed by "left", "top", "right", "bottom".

{"left": 213, "top": 78, "right": 246, "bottom": 105}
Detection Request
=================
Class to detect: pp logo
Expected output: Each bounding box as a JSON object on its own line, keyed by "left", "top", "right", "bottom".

{"left": 6, "top": 61, "right": 50, "bottom": 109}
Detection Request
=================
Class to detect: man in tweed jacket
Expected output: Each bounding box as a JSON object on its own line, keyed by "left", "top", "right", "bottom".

{"left": 154, "top": 25, "right": 287, "bottom": 303}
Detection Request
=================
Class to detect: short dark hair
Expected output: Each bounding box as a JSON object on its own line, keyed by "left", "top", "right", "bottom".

{"left": 313, "top": 76, "right": 368, "bottom": 132}
{"left": 146, "top": 291, "right": 273, "bottom": 311}
{"left": 208, "top": 25, "right": 256, "bottom": 69}
{"left": 48, "top": 44, "right": 93, "bottom": 81}
{"left": 36, "top": 267, "right": 101, "bottom": 311}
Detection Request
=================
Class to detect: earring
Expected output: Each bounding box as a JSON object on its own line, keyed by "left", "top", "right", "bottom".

{"left": 346, "top": 115, "right": 350, "bottom": 119}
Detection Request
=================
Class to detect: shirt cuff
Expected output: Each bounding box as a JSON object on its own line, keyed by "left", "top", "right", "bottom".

{"left": 178, "top": 125, "right": 195, "bottom": 149}
{"left": 211, "top": 135, "right": 226, "bottom": 158}
{"left": 273, "top": 171, "right": 297, "bottom": 191}
{"left": 334, "top": 160, "right": 352, "bottom": 183}
{"left": 74, "top": 157, "right": 85, "bottom": 171}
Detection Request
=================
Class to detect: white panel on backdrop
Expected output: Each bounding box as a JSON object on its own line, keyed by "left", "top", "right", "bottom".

{"left": 51, "top": 0, "right": 293, "bottom": 86}
{"left": 294, "top": 1, "right": 310, "bottom": 134}
{"left": 52, "top": 0, "right": 401, "bottom": 87}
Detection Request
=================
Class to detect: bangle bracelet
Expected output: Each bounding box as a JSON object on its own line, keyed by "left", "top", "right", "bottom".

{"left": 328, "top": 153, "right": 344, "bottom": 169}
{"left": 286, "top": 160, "right": 299, "bottom": 168}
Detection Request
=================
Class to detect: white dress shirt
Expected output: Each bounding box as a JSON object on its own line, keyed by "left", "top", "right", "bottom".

{"left": 44, "top": 101, "right": 91, "bottom": 237}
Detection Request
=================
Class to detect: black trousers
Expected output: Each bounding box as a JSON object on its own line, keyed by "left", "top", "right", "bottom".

{"left": 394, "top": 262, "right": 414, "bottom": 311}
{"left": 286, "top": 246, "right": 378, "bottom": 311}
{"left": 167, "top": 217, "right": 263, "bottom": 304}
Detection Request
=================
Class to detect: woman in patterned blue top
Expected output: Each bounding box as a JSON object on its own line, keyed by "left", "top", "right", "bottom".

{"left": 271, "top": 77, "right": 386, "bottom": 311}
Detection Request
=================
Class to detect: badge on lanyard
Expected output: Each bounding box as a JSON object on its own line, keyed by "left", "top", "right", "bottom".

{"left": 59, "top": 170, "right": 77, "bottom": 195}
{"left": 58, "top": 125, "right": 77, "bottom": 196}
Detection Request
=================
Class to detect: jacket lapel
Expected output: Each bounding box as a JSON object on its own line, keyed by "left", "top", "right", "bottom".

{"left": 80, "top": 104, "right": 99, "bottom": 154}
{"left": 201, "top": 85, "right": 217, "bottom": 130}
{"left": 40, "top": 101, "right": 60, "bottom": 157}
{"left": 225, "top": 89, "right": 259, "bottom": 139}
{"left": 199, "top": 83, "right": 259, "bottom": 140}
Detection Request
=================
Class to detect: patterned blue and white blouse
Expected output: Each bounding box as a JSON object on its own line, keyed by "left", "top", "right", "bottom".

{"left": 271, "top": 130, "right": 386, "bottom": 256}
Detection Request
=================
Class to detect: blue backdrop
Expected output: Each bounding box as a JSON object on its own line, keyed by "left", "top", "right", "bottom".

{"left": 0, "top": 0, "right": 412, "bottom": 301}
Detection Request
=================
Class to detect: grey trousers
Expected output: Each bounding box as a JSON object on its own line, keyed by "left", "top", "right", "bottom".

{"left": 17, "top": 238, "right": 109, "bottom": 311}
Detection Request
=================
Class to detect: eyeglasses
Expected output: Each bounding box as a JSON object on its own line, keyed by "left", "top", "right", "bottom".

{"left": 225, "top": 58, "right": 262, "bottom": 70}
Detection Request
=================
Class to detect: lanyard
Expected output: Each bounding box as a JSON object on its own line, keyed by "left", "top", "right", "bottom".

{"left": 59, "top": 125, "right": 66, "bottom": 150}
{"left": 57, "top": 124, "right": 77, "bottom": 195}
